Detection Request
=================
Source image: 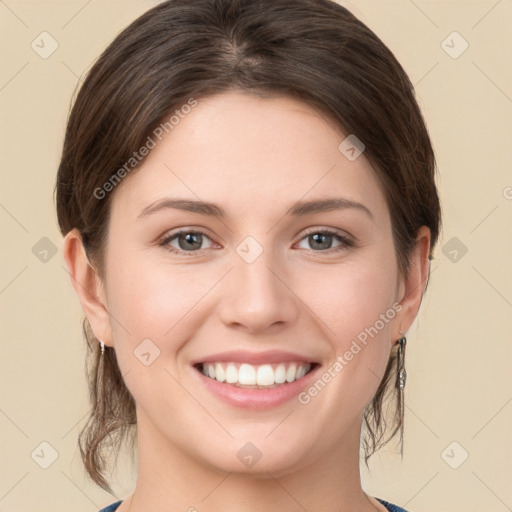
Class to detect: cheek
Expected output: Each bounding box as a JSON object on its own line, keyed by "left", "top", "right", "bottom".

{"left": 310, "top": 251, "right": 399, "bottom": 398}
{"left": 308, "top": 253, "right": 399, "bottom": 341}
{"left": 106, "top": 243, "right": 399, "bottom": 336}
{"left": 105, "top": 247, "right": 219, "bottom": 356}
{"left": 105, "top": 234, "right": 398, "bottom": 370}
{"left": 103, "top": 250, "right": 210, "bottom": 405}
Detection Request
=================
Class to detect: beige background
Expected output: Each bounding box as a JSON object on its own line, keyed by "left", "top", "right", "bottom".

{"left": 1, "top": 1, "right": 511, "bottom": 511}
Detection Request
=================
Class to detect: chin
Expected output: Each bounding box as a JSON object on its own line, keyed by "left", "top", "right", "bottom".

{"left": 197, "top": 438, "right": 314, "bottom": 477}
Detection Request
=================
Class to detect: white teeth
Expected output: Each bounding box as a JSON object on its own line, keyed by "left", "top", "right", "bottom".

{"left": 200, "top": 361, "right": 312, "bottom": 387}
{"left": 215, "top": 363, "right": 225, "bottom": 383}
{"left": 296, "top": 365, "right": 306, "bottom": 379}
{"left": 256, "top": 364, "right": 274, "bottom": 386}
{"left": 225, "top": 363, "right": 238, "bottom": 384}
{"left": 286, "top": 363, "right": 297, "bottom": 383}
{"left": 274, "top": 364, "right": 286, "bottom": 384}
{"left": 239, "top": 363, "right": 256, "bottom": 385}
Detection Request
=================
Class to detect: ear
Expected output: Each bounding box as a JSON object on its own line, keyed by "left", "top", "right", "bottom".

{"left": 62, "top": 228, "right": 113, "bottom": 347}
{"left": 395, "top": 226, "right": 431, "bottom": 341}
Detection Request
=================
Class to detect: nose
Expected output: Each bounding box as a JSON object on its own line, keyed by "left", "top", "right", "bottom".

{"left": 217, "top": 245, "right": 299, "bottom": 334}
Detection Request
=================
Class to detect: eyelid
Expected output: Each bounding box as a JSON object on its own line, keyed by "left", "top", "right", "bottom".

{"left": 298, "top": 226, "right": 353, "bottom": 242}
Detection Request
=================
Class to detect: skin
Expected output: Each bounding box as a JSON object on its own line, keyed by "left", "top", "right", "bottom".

{"left": 63, "top": 92, "right": 430, "bottom": 512}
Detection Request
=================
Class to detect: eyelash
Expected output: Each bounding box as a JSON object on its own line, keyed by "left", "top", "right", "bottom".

{"left": 159, "top": 227, "right": 354, "bottom": 256}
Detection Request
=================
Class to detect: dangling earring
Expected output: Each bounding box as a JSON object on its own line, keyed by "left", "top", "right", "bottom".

{"left": 96, "top": 340, "right": 107, "bottom": 417}
{"left": 397, "top": 334, "right": 407, "bottom": 390}
{"left": 396, "top": 331, "right": 407, "bottom": 456}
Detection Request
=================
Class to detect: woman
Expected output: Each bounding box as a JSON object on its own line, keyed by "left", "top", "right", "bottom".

{"left": 55, "top": 0, "right": 441, "bottom": 510}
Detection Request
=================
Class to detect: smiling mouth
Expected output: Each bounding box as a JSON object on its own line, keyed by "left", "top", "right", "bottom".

{"left": 194, "top": 361, "right": 318, "bottom": 389}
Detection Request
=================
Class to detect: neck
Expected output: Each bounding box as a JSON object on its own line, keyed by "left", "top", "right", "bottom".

{"left": 118, "top": 410, "right": 384, "bottom": 512}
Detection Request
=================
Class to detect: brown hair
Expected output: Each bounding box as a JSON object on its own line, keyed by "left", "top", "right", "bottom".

{"left": 55, "top": 0, "right": 441, "bottom": 493}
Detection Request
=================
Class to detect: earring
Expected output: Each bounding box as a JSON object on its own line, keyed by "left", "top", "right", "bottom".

{"left": 397, "top": 333, "right": 407, "bottom": 389}
{"left": 99, "top": 340, "right": 105, "bottom": 355}
{"left": 396, "top": 332, "right": 407, "bottom": 457}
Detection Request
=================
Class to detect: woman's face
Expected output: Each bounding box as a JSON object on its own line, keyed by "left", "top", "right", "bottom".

{"left": 82, "top": 92, "right": 423, "bottom": 475}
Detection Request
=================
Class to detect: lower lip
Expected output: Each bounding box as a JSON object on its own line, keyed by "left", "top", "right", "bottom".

{"left": 193, "top": 364, "right": 320, "bottom": 410}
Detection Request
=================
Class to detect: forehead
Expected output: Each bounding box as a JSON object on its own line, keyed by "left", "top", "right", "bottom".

{"left": 110, "top": 91, "right": 388, "bottom": 225}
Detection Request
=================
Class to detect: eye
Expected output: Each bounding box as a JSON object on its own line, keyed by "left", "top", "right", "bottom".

{"left": 160, "top": 229, "right": 215, "bottom": 254}
{"left": 159, "top": 227, "right": 354, "bottom": 256}
{"left": 296, "top": 228, "right": 354, "bottom": 252}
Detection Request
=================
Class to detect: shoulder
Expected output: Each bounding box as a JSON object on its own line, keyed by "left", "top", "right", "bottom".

{"left": 98, "top": 500, "right": 123, "bottom": 512}
{"left": 376, "top": 497, "right": 411, "bottom": 512}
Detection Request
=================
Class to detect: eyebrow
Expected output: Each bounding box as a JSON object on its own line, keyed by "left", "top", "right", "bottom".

{"left": 137, "top": 197, "right": 373, "bottom": 220}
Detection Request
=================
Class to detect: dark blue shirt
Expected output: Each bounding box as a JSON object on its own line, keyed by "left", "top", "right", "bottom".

{"left": 98, "top": 497, "right": 409, "bottom": 511}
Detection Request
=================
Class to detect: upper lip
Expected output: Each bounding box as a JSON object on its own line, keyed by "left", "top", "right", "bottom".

{"left": 191, "top": 350, "right": 318, "bottom": 366}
